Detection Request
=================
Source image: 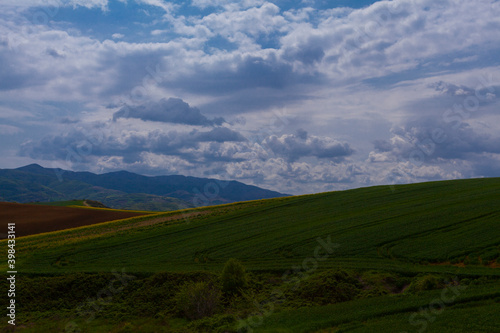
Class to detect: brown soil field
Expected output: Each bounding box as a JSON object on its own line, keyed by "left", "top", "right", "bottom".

{"left": 0, "top": 202, "right": 152, "bottom": 238}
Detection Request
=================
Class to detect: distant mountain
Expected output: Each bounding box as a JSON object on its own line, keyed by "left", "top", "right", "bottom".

{"left": 0, "top": 164, "right": 287, "bottom": 211}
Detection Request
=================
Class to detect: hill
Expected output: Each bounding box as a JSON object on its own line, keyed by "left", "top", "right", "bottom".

{"left": 0, "top": 164, "right": 286, "bottom": 211}
{"left": 1, "top": 178, "right": 499, "bottom": 332}
{"left": 34, "top": 199, "right": 109, "bottom": 208}
{"left": 9, "top": 177, "right": 500, "bottom": 274}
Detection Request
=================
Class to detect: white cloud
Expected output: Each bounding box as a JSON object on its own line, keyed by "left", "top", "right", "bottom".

{"left": 135, "top": 0, "right": 177, "bottom": 13}
{"left": 2, "top": 0, "right": 110, "bottom": 10}
{"left": 191, "top": 0, "right": 266, "bottom": 10}
{"left": 2, "top": 0, "right": 500, "bottom": 193}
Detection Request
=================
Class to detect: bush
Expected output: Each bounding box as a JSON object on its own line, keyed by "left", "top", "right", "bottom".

{"left": 175, "top": 281, "right": 221, "bottom": 320}
{"left": 406, "top": 274, "right": 444, "bottom": 294}
{"left": 221, "top": 259, "right": 248, "bottom": 295}
{"left": 287, "top": 269, "right": 361, "bottom": 306}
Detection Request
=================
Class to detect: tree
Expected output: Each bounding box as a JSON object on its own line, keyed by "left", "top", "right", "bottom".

{"left": 221, "top": 258, "right": 248, "bottom": 295}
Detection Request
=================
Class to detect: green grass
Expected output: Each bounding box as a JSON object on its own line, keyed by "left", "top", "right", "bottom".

{"left": 1, "top": 178, "right": 499, "bottom": 332}
{"left": 248, "top": 283, "right": 500, "bottom": 332}
{"left": 5, "top": 178, "right": 499, "bottom": 275}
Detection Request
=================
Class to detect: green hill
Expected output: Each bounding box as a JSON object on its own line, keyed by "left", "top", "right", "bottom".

{"left": 1, "top": 178, "right": 499, "bottom": 332}
{"left": 11, "top": 177, "right": 500, "bottom": 274}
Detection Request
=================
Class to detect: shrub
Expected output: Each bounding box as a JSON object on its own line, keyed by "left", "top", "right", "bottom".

{"left": 288, "top": 269, "right": 361, "bottom": 306}
{"left": 221, "top": 258, "right": 248, "bottom": 295}
{"left": 406, "top": 274, "right": 444, "bottom": 294}
{"left": 175, "top": 281, "right": 221, "bottom": 320}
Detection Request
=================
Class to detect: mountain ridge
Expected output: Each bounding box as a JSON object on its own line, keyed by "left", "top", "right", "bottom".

{"left": 0, "top": 164, "right": 287, "bottom": 211}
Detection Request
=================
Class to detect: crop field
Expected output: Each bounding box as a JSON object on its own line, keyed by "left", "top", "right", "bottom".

{"left": 1, "top": 178, "right": 499, "bottom": 332}
{"left": 6, "top": 178, "right": 500, "bottom": 274}
{"left": 0, "top": 202, "right": 152, "bottom": 237}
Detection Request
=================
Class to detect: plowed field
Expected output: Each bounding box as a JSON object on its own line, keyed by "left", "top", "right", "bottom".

{"left": 0, "top": 202, "right": 151, "bottom": 237}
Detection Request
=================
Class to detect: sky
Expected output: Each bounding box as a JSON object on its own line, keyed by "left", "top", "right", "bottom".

{"left": 1, "top": 0, "right": 499, "bottom": 195}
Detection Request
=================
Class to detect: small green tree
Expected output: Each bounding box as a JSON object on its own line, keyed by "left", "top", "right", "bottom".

{"left": 221, "top": 258, "right": 248, "bottom": 295}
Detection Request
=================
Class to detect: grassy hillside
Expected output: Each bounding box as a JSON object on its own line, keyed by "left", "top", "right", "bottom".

{"left": 1, "top": 178, "right": 499, "bottom": 332}
{"left": 7, "top": 178, "right": 500, "bottom": 274}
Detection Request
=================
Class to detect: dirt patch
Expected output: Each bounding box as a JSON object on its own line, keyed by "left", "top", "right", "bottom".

{"left": 0, "top": 202, "right": 151, "bottom": 237}
{"left": 487, "top": 261, "right": 500, "bottom": 268}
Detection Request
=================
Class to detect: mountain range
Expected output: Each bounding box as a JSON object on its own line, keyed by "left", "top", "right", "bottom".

{"left": 0, "top": 164, "right": 286, "bottom": 211}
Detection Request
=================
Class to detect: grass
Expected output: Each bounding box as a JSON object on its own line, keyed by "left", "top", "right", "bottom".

{"left": 248, "top": 283, "right": 500, "bottom": 332}
{"left": 1, "top": 178, "right": 499, "bottom": 332}
{"left": 4, "top": 178, "right": 499, "bottom": 275}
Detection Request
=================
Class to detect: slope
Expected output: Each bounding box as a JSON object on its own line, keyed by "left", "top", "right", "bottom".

{"left": 1, "top": 178, "right": 499, "bottom": 333}
{"left": 6, "top": 177, "right": 500, "bottom": 275}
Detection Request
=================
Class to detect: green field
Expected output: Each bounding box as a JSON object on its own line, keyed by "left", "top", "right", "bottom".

{"left": 1, "top": 178, "right": 499, "bottom": 332}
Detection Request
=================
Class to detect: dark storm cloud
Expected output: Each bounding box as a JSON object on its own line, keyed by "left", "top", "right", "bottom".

{"left": 113, "top": 98, "right": 225, "bottom": 126}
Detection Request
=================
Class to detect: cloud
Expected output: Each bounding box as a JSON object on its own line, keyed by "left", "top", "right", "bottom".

{"left": 368, "top": 104, "right": 500, "bottom": 184}
{"left": 191, "top": 0, "right": 266, "bottom": 10}
{"left": 0, "top": 40, "right": 44, "bottom": 91}
{"left": 371, "top": 118, "right": 500, "bottom": 164}
{"left": 135, "top": 0, "right": 177, "bottom": 13}
{"left": 17, "top": 114, "right": 360, "bottom": 194}
{"left": 3, "top": 0, "right": 500, "bottom": 195}
{"left": 19, "top": 116, "right": 247, "bottom": 164}
{"left": 263, "top": 129, "right": 354, "bottom": 162}
{"left": 430, "top": 81, "right": 475, "bottom": 97}
{"left": 223, "top": 157, "right": 364, "bottom": 193}
{"left": 198, "top": 2, "right": 285, "bottom": 38}
{"left": 2, "top": 0, "right": 110, "bottom": 10}
{"left": 0, "top": 124, "right": 23, "bottom": 135}
{"left": 113, "top": 98, "right": 225, "bottom": 126}
{"left": 193, "top": 126, "right": 246, "bottom": 142}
